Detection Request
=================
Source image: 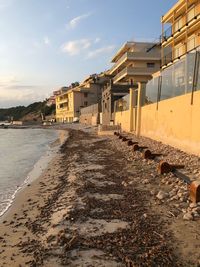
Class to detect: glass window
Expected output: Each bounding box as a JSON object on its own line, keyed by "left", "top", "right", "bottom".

{"left": 145, "top": 77, "right": 159, "bottom": 104}
{"left": 160, "top": 67, "right": 173, "bottom": 100}
{"left": 187, "top": 52, "right": 196, "bottom": 92}
{"left": 174, "top": 58, "right": 186, "bottom": 96}
{"left": 114, "top": 94, "right": 130, "bottom": 111}
{"left": 147, "top": 63, "right": 155, "bottom": 68}
{"left": 187, "top": 6, "right": 195, "bottom": 22}
{"left": 174, "top": 17, "right": 183, "bottom": 32}
{"left": 174, "top": 43, "right": 185, "bottom": 59}
{"left": 187, "top": 35, "right": 196, "bottom": 52}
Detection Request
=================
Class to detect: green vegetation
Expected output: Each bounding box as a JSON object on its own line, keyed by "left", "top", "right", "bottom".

{"left": 0, "top": 101, "right": 55, "bottom": 121}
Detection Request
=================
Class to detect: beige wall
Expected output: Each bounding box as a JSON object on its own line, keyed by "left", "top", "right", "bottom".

{"left": 80, "top": 113, "right": 99, "bottom": 126}
{"left": 140, "top": 90, "right": 200, "bottom": 156}
{"left": 115, "top": 110, "right": 130, "bottom": 132}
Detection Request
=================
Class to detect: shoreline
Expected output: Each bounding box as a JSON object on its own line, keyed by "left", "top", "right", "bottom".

{"left": 0, "top": 126, "right": 200, "bottom": 266}
{"left": 0, "top": 128, "right": 68, "bottom": 222}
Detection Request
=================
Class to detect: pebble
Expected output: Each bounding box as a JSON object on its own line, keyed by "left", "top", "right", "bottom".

{"left": 183, "top": 212, "right": 194, "bottom": 221}
{"left": 156, "top": 191, "right": 168, "bottom": 200}
{"left": 189, "top": 203, "right": 197, "bottom": 209}
{"left": 142, "top": 179, "right": 149, "bottom": 185}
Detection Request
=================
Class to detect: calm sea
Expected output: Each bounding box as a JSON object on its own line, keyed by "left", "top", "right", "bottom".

{"left": 0, "top": 128, "right": 61, "bottom": 217}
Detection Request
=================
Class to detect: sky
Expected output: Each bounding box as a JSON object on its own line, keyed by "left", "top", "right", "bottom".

{"left": 0, "top": 0, "right": 178, "bottom": 108}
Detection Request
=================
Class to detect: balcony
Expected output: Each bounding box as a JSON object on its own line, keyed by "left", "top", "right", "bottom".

{"left": 162, "top": 7, "right": 200, "bottom": 43}
{"left": 110, "top": 51, "right": 160, "bottom": 75}
{"left": 58, "top": 98, "right": 68, "bottom": 104}
{"left": 113, "top": 67, "right": 155, "bottom": 84}
{"left": 162, "top": 42, "right": 200, "bottom": 67}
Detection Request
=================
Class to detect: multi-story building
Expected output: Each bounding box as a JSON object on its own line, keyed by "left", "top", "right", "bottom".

{"left": 109, "top": 41, "right": 161, "bottom": 85}
{"left": 56, "top": 73, "right": 110, "bottom": 123}
{"left": 161, "top": 0, "right": 200, "bottom": 67}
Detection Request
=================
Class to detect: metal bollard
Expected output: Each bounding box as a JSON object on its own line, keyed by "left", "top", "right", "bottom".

{"left": 190, "top": 181, "right": 200, "bottom": 203}
{"left": 143, "top": 149, "right": 162, "bottom": 160}
{"left": 127, "top": 140, "right": 138, "bottom": 146}
{"left": 133, "top": 144, "right": 148, "bottom": 152}
{"left": 158, "top": 161, "right": 185, "bottom": 175}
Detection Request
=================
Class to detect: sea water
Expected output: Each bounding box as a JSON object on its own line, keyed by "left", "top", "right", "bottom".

{"left": 0, "top": 128, "right": 61, "bottom": 217}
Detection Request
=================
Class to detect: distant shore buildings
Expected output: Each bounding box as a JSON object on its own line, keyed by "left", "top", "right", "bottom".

{"left": 55, "top": 0, "right": 200, "bottom": 156}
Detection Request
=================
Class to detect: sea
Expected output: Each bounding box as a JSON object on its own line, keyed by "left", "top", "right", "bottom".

{"left": 0, "top": 128, "right": 63, "bottom": 217}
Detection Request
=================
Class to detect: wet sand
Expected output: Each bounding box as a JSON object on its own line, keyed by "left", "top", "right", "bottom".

{"left": 0, "top": 127, "right": 199, "bottom": 266}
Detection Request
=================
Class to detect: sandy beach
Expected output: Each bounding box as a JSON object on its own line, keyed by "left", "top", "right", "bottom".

{"left": 0, "top": 126, "right": 200, "bottom": 266}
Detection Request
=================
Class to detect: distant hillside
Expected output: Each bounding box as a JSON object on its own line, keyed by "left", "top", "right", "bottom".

{"left": 0, "top": 101, "right": 55, "bottom": 122}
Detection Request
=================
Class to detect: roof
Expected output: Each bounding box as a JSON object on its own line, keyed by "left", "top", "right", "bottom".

{"left": 111, "top": 41, "right": 159, "bottom": 63}
{"left": 162, "top": 0, "right": 185, "bottom": 23}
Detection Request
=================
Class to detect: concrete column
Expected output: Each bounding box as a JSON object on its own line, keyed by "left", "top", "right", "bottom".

{"left": 136, "top": 82, "right": 146, "bottom": 137}
{"left": 129, "top": 88, "right": 134, "bottom": 132}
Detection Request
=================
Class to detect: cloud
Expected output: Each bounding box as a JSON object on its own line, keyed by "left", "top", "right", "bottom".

{"left": 67, "top": 13, "right": 92, "bottom": 29}
{"left": 0, "top": 86, "right": 47, "bottom": 108}
{"left": 86, "top": 45, "right": 115, "bottom": 59}
{"left": 0, "top": 75, "right": 47, "bottom": 108}
{"left": 0, "top": 75, "right": 19, "bottom": 86}
{"left": 94, "top": 37, "right": 101, "bottom": 44}
{"left": 61, "top": 39, "right": 91, "bottom": 56}
{"left": 43, "top": 36, "right": 50, "bottom": 46}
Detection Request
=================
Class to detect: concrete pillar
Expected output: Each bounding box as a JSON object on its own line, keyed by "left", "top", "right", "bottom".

{"left": 129, "top": 88, "right": 137, "bottom": 132}
{"left": 136, "top": 82, "right": 146, "bottom": 137}
{"left": 129, "top": 88, "right": 133, "bottom": 132}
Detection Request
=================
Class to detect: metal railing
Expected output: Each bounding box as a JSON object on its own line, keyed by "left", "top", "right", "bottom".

{"left": 162, "top": 42, "right": 199, "bottom": 66}
{"left": 110, "top": 50, "right": 161, "bottom": 74}
{"left": 146, "top": 48, "right": 200, "bottom": 106}
{"left": 114, "top": 94, "right": 130, "bottom": 112}
{"left": 162, "top": 8, "right": 200, "bottom": 42}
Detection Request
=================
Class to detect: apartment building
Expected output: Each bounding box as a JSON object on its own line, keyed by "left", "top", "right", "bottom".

{"left": 56, "top": 73, "right": 110, "bottom": 122}
{"left": 109, "top": 41, "right": 161, "bottom": 85}
{"left": 162, "top": 0, "right": 200, "bottom": 67}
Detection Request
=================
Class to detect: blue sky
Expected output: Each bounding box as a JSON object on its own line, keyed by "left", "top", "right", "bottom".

{"left": 0, "top": 0, "right": 177, "bottom": 107}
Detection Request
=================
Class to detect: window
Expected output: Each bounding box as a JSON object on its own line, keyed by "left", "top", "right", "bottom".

{"left": 84, "top": 101, "right": 88, "bottom": 106}
{"left": 187, "top": 35, "right": 196, "bottom": 51}
{"left": 84, "top": 92, "right": 88, "bottom": 98}
{"left": 174, "top": 17, "right": 183, "bottom": 32}
{"left": 174, "top": 43, "right": 185, "bottom": 58}
{"left": 147, "top": 63, "right": 155, "bottom": 68}
{"left": 187, "top": 6, "right": 195, "bottom": 22}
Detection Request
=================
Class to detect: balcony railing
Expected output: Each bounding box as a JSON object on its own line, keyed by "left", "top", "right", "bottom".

{"left": 110, "top": 51, "right": 160, "bottom": 74}
{"left": 162, "top": 8, "right": 200, "bottom": 42}
{"left": 162, "top": 43, "right": 199, "bottom": 67}
{"left": 163, "top": 26, "right": 173, "bottom": 41}
{"left": 113, "top": 67, "right": 155, "bottom": 83}
{"left": 110, "top": 53, "right": 129, "bottom": 74}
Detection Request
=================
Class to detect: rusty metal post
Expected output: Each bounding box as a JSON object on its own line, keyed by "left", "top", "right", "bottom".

{"left": 190, "top": 181, "right": 200, "bottom": 203}
{"left": 158, "top": 161, "right": 185, "bottom": 175}
{"left": 127, "top": 140, "right": 138, "bottom": 146}
{"left": 133, "top": 144, "right": 148, "bottom": 152}
{"left": 143, "top": 149, "right": 162, "bottom": 160}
